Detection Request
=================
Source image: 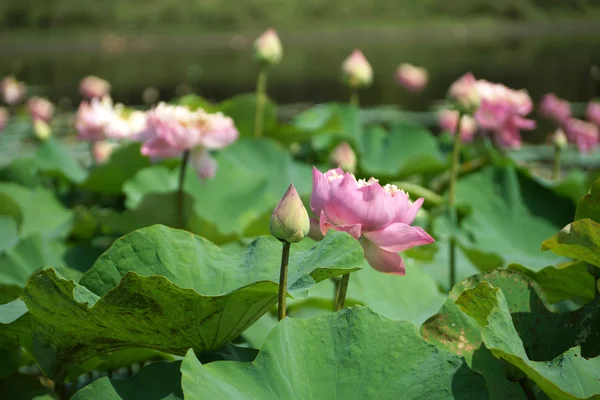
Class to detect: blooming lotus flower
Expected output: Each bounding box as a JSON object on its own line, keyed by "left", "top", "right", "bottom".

{"left": 565, "top": 118, "right": 599, "bottom": 154}
{"left": 1, "top": 76, "right": 26, "bottom": 105}
{"left": 448, "top": 73, "right": 480, "bottom": 111}
{"left": 588, "top": 102, "right": 600, "bottom": 127}
{"left": 438, "top": 110, "right": 477, "bottom": 142}
{"left": 270, "top": 183, "right": 310, "bottom": 243}
{"left": 311, "top": 168, "right": 434, "bottom": 274}
{"left": 27, "top": 97, "right": 54, "bottom": 123}
{"left": 105, "top": 110, "right": 147, "bottom": 141}
{"left": 342, "top": 50, "right": 373, "bottom": 89}
{"left": 539, "top": 93, "right": 571, "bottom": 125}
{"left": 396, "top": 64, "right": 428, "bottom": 93}
{"left": 254, "top": 29, "right": 283, "bottom": 66}
{"left": 92, "top": 140, "right": 117, "bottom": 164}
{"left": 0, "top": 107, "right": 8, "bottom": 133}
{"left": 75, "top": 97, "right": 116, "bottom": 142}
{"left": 80, "top": 76, "right": 111, "bottom": 99}
{"left": 330, "top": 142, "right": 357, "bottom": 173}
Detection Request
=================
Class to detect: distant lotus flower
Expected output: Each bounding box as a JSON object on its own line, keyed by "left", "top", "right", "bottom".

{"left": 75, "top": 97, "right": 116, "bottom": 142}
{"left": 448, "top": 73, "right": 480, "bottom": 111}
{"left": 0, "top": 107, "right": 8, "bottom": 133}
{"left": 105, "top": 110, "right": 147, "bottom": 141}
{"left": 254, "top": 29, "right": 283, "bottom": 66}
{"left": 1, "top": 76, "right": 26, "bottom": 105}
{"left": 342, "top": 50, "right": 373, "bottom": 89}
{"left": 311, "top": 167, "right": 434, "bottom": 274}
{"left": 33, "top": 120, "right": 52, "bottom": 141}
{"left": 539, "top": 93, "right": 571, "bottom": 125}
{"left": 565, "top": 118, "right": 599, "bottom": 154}
{"left": 438, "top": 109, "right": 478, "bottom": 142}
{"left": 80, "top": 76, "right": 111, "bottom": 99}
{"left": 396, "top": 64, "right": 428, "bottom": 93}
{"left": 588, "top": 101, "right": 600, "bottom": 127}
{"left": 92, "top": 140, "right": 117, "bottom": 164}
{"left": 190, "top": 148, "right": 218, "bottom": 180}
{"left": 27, "top": 97, "right": 54, "bottom": 123}
{"left": 330, "top": 142, "right": 357, "bottom": 173}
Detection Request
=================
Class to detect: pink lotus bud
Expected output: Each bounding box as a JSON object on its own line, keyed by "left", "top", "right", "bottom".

{"left": 1, "top": 76, "right": 26, "bottom": 105}
{"left": 34, "top": 120, "right": 52, "bottom": 141}
{"left": 396, "top": 64, "right": 428, "bottom": 93}
{"left": 330, "top": 142, "right": 357, "bottom": 173}
{"left": 438, "top": 110, "right": 477, "bottom": 142}
{"left": 342, "top": 50, "right": 373, "bottom": 89}
{"left": 92, "top": 140, "right": 117, "bottom": 164}
{"left": 448, "top": 73, "right": 480, "bottom": 110}
{"left": 190, "top": 148, "right": 217, "bottom": 180}
{"left": 270, "top": 183, "right": 310, "bottom": 243}
{"left": 565, "top": 118, "right": 599, "bottom": 154}
{"left": 27, "top": 97, "right": 54, "bottom": 123}
{"left": 75, "top": 97, "right": 116, "bottom": 142}
{"left": 551, "top": 128, "right": 568, "bottom": 151}
{"left": 79, "top": 75, "right": 111, "bottom": 99}
{"left": 587, "top": 101, "right": 600, "bottom": 127}
{"left": 0, "top": 107, "right": 7, "bottom": 133}
{"left": 539, "top": 93, "right": 571, "bottom": 125}
{"left": 254, "top": 29, "right": 283, "bottom": 66}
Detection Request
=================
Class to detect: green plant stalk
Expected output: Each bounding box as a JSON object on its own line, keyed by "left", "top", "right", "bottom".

{"left": 447, "top": 112, "right": 463, "bottom": 290}
{"left": 177, "top": 150, "right": 190, "bottom": 229}
{"left": 254, "top": 66, "right": 268, "bottom": 138}
{"left": 350, "top": 89, "right": 359, "bottom": 107}
{"left": 334, "top": 273, "right": 350, "bottom": 311}
{"left": 588, "top": 264, "right": 600, "bottom": 299}
{"left": 278, "top": 240, "right": 291, "bottom": 320}
{"left": 552, "top": 146, "right": 561, "bottom": 181}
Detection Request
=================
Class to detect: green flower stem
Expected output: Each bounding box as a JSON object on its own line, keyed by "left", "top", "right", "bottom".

{"left": 278, "top": 240, "right": 291, "bottom": 320}
{"left": 588, "top": 264, "right": 600, "bottom": 299}
{"left": 177, "top": 150, "right": 190, "bottom": 229}
{"left": 334, "top": 273, "right": 350, "bottom": 311}
{"left": 429, "top": 157, "right": 488, "bottom": 193}
{"left": 350, "top": 90, "right": 359, "bottom": 107}
{"left": 552, "top": 146, "right": 562, "bottom": 181}
{"left": 254, "top": 66, "right": 268, "bottom": 138}
{"left": 447, "top": 112, "right": 464, "bottom": 290}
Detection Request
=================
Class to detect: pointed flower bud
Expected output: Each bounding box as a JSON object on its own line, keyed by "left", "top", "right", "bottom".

{"left": 270, "top": 184, "right": 310, "bottom": 243}
{"left": 396, "top": 64, "right": 428, "bottom": 93}
{"left": 551, "top": 128, "right": 568, "bottom": 151}
{"left": 254, "top": 29, "right": 283, "bottom": 66}
{"left": 1, "top": 76, "right": 26, "bottom": 105}
{"left": 330, "top": 142, "right": 357, "bottom": 173}
{"left": 80, "top": 75, "right": 111, "bottom": 99}
{"left": 342, "top": 50, "right": 372, "bottom": 89}
{"left": 34, "top": 120, "right": 52, "bottom": 141}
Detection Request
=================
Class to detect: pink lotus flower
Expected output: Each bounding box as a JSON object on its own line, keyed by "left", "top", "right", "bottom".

{"left": 0, "top": 107, "right": 8, "bottom": 133}
{"left": 565, "top": 118, "right": 599, "bottom": 153}
{"left": 1, "top": 76, "right": 26, "bottom": 105}
{"left": 448, "top": 73, "right": 480, "bottom": 110}
{"left": 92, "top": 140, "right": 117, "bottom": 164}
{"left": 254, "top": 29, "right": 283, "bottom": 66}
{"left": 27, "top": 97, "right": 54, "bottom": 123}
{"left": 539, "top": 93, "right": 571, "bottom": 125}
{"left": 80, "top": 76, "right": 111, "bottom": 99}
{"left": 330, "top": 142, "right": 357, "bottom": 173}
{"left": 438, "top": 110, "right": 478, "bottom": 142}
{"left": 396, "top": 64, "right": 428, "bottom": 93}
{"left": 75, "top": 97, "right": 116, "bottom": 142}
{"left": 342, "top": 50, "right": 373, "bottom": 89}
{"left": 190, "top": 148, "right": 218, "bottom": 180}
{"left": 311, "top": 168, "right": 434, "bottom": 274}
{"left": 104, "top": 110, "right": 147, "bottom": 141}
{"left": 588, "top": 102, "right": 600, "bottom": 127}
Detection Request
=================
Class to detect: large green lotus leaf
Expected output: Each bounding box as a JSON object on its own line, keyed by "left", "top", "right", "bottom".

{"left": 457, "top": 282, "right": 600, "bottom": 400}
{"left": 181, "top": 307, "right": 488, "bottom": 399}
{"left": 0, "top": 216, "right": 19, "bottom": 253}
{"left": 219, "top": 93, "right": 277, "bottom": 138}
{"left": 22, "top": 226, "right": 363, "bottom": 380}
{"left": 309, "top": 103, "right": 362, "bottom": 151}
{"left": 359, "top": 123, "right": 447, "bottom": 179}
{"left": 0, "top": 300, "right": 30, "bottom": 378}
{"left": 526, "top": 169, "right": 588, "bottom": 206}
{"left": 123, "top": 166, "right": 177, "bottom": 210}
{"left": 509, "top": 262, "right": 594, "bottom": 304}
{"left": 72, "top": 361, "right": 183, "bottom": 400}
{"left": 541, "top": 219, "right": 600, "bottom": 268}
{"left": 80, "top": 143, "right": 150, "bottom": 195}
{"left": 422, "top": 269, "right": 600, "bottom": 400}
{"left": 454, "top": 164, "right": 572, "bottom": 271}
{"left": 0, "top": 156, "right": 41, "bottom": 187}
{"left": 0, "top": 183, "right": 72, "bottom": 239}
{"left": 34, "top": 138, "right": 87, "bottom": 183}
{"left": 575, "top": 178, "right": 600, "bottom": 222}
{"left": 0, "top": 233, "right": 65, "bottom": 303}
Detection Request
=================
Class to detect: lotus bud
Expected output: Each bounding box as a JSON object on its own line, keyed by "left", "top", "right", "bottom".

{"left": 80, "top": 75, "right": 111, "bottom": 99}
{"left": 1, "top": 76, "right": 26, "bottom": 105}
{"left": 27, "top": 97, "right": 54, "bottom": 123}
{"left": 330, "top": 142, "right": 357, "bottom": 173}
{"left": 270, "top": 183, "right": 310, "bottom": 243}
{"left": 551, "top": 129, "right": 568, "bottom": 151}
{"left": 0, "top": 107, "right": 7, "bottom": 133}
{"left": 448, "top": 73, "right": 480, "bottom": 113}
{"left": 396, "top": 64, "right": 428, "bottom": 93}
{"left": 342, "top": 50, "right": 373, "bottom": 89}
{"left": 254, "top": 29, "right": 283, "bottom": 66}
{"left": 33, "top": 120, "right": 52, "bottom": 141}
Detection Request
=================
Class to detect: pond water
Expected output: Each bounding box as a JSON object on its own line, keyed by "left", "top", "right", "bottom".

{"left": 1, "top": 24, "right": 599, "bottom": 113}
